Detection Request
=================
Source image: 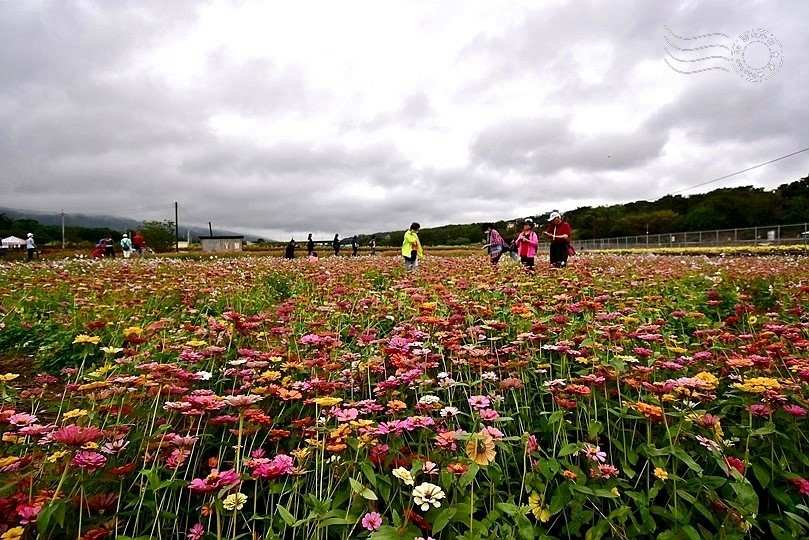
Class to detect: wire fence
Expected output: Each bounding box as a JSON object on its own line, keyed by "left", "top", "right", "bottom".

{"left": 576, "top": 223, "right": 809, "bottom": 251}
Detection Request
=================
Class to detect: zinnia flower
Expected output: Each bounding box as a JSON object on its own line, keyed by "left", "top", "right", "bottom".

{"left": 654, "top": 467, "right": 669, "bottom": 481}
{"left": 188, "top": 523, "right": 205, "bottom": 540}
{"left": 51, "top": 425, "right": 104, "bottom": 446}
{"left": 412, "top": 482, "right": 446, "bottom": 511}
{"left": 361, "top": 511, "right": 382, "bottom": 531}
{"left": 528, "top": 492, "right": 550, "bottom": 522}
{"left": 71, "top": 450, "right": 107, "bottom": 472}
{"left": 392, "top": 467, "right": 415, "bottom": 486}
{"left": 466, "top": 432, "right": 496, "bottom": 466}
{"left": 222, "top": 492, "right": 248, "bottom": 511}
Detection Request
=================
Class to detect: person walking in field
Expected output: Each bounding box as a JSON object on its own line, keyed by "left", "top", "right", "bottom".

{"left": 514, "top": 219, "right": 538, "bottom": 271}
{"left": 481, "top": 223, "right": 506, "bottom": 265}
{"left": 133, "top": 231, "right": 146, "bottom": 257}
{"left": 26, "top": 233, "right": 36, "bottom": 261}
{"left": 307, "top": 233, "right": 315, "bottom": 256}
{"left": 333, "top": 234, "right": 341, "bottom": 256}
{"left": 369, "top": 235, "right": 377, "bottom": 256}
{"left": 544, "top": 211, "right": 571, "bottom": 268}
{"left": 351, "top": 236, "right": 359, "bottom": 256}
{"left": 402, "top": 222, "right": 423, "bottom": 273}
{"left": 120, "top": 234, "right": 133, "bottom": 259}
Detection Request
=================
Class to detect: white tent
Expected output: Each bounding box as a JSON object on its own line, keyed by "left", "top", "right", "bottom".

{"left": 1, "top": 236, "right": 25, "bottom": 248}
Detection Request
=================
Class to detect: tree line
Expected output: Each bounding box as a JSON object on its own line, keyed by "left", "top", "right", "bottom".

{"left": 368, "top": 174, "right": 809, "bottom": 245}
{"left": 0, "top": 216, "right": 177, "bottom": 252}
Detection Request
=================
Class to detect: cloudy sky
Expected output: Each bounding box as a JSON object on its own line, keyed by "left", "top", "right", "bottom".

{"left": 1, "top": 0, "right": 808, "bottom": 240}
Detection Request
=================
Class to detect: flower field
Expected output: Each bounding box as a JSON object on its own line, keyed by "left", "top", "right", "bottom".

{"left": 1, "top": 254, "right": 809, "bottom": 540}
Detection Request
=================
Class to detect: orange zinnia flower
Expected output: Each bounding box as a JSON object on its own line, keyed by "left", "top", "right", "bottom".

{"left": 466, "top": 432, "right": 496, "bottom": 466}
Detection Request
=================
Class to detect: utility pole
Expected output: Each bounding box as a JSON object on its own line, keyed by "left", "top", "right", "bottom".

{"left": 174, "top": 202, "right": 179, "bottom": 252}
{"left": 61, "top": 210, "right": 65, "bottom": 248}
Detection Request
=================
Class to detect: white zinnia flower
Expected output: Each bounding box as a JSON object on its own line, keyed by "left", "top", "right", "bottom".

{"left": 412, "top": 482, "right": 446, "bottom": 511}
{"left": 222, "top": 492, "right": 248, "bottom": 511}
{"left": 392, "top": 467, "right": 415, "bottom": 486}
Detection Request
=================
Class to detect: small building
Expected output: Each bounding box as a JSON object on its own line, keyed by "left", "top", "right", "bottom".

{"left": 1, "top": 236, "right": 26, "bottom": 248}
{"left": 199, "top": 235, "right": 244, "bottom": 253}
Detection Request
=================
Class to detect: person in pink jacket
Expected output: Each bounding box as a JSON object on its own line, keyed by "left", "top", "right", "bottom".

{"left": 515, "top": 218, "right": 538, "bottom": 271}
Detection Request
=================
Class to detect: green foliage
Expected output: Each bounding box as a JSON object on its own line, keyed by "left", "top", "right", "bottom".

{"left": 140, "top": 220, "right": 176, "bottom": 252}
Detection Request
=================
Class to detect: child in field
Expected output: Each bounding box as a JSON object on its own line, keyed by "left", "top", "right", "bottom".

{"left": 514, "top": 219, "right": 538, "bottom": 271}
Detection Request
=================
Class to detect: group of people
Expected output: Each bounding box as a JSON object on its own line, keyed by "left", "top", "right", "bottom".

{"left": 90, "top": 231, "right": 146, "bottom": 259}
{"left": 482, "top": 211, "right": 573, "bottom": 270}
{"left": 285, "top": 234, "right": 378, "bottom": 260}
{"left": 281, "top": 213, "right": 570, "bottom": 274}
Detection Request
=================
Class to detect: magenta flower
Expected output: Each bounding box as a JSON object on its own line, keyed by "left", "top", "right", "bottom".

{"left": 188, "top": 468, "right": 241, "bottom": 492}
{"left": 468, "top": 395, "right": 492, "bottom": 411}
{"left": 361, "top": 511, "right": 382, "bottom": 531}
{"left": 71, "top": 450, "right": 107, "bottom": 472}
{"left": 188, "top": 523, "right": 205, "bottom": 540}
{"left": 783, "top": 404, "right": 807, "bottom": 416}
{"left": 17, "top": 504, "right": 41, "bottom": 524}
{"left": 51, "top": 424, "right": 104, "bottom": 446}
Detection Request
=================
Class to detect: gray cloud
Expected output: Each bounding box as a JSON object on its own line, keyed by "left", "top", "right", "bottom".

{"left": 1, "top": 0, "right": 808, "bottom": 239}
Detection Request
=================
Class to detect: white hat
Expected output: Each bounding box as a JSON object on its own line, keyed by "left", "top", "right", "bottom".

{"left": 27, "top": 232, "right": 33, "bottom": 237}
{"left": 548, "top": 212, "right": 561, "bottom": 221}
{"left": 123, "top": 233, "right": 128, "bottom": 238}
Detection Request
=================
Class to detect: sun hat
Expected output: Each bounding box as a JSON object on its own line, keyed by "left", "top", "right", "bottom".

{"left": 27, "top": 232, "right": 33, "bottom": 237}
{"left": 548, "top": 211, "right": 561, "bottom": 221}
{"left": 123, "top": 233, "right": 128, "bottom": 238}
{"left": 523, "top": 218, "right": 534, "bottom": 227}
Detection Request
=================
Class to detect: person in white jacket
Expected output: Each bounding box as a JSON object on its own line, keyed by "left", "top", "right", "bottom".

{"left": 120, "top": 234, "right": 133, "bottom": 259}
{"left": 26, "top": 233, "right": 36, "bottom": 261}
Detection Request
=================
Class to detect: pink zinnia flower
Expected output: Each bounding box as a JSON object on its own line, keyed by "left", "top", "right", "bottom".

{"left": 52, "top": 425, "right": 104, "bottom": 446}
{"left": 8, "top": 413, "right": 38, "bottom": 426}
{"left": 188, "top": 468, "right": 241, "bottom": 492}
{"left": 479, "top": 409, "right": 500, "bottom": 421}
{"left": 17, "top": 504, "right": 41, "bottom": 524}
{"left": 748, "top": 404, "right": 772, "bottom": 417}
{"left": 188, "top": 523, "right": 205, "bottom": 540}
{"left": 792, "top": 478, "right": 809, "bottom": 496}
{"left": 783, "top": 404, "right": 807, "bottom": 416}
{"left": 468, "top": 395, "right": 491, "bottom": 411}
{"left": 71, "top": 450, "right": 107, "bottom": 472}
{"left": 361, "top": 511, "right": 382, "bottom": 531}
{"left": 581, "top": 444, "right": 607, "bottom": 463}
{"left": 481, "top": 426, "right": 504, "bottom": 441}
{"left": 334, "top": 408, "right": 359, "bottom": 422}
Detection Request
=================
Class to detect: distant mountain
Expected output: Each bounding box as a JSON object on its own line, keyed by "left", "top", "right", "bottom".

{"left": 0, "top": 207, "right": 259, "bottom": 241}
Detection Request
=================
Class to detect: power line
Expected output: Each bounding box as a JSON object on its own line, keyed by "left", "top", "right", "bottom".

{"left": 668, "top": 146, "right": 809, "bottom": 196}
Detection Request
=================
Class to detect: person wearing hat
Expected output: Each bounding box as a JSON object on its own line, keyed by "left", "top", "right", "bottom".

{"left": 120, "top": 233, "right": 133, "bottom": 259}
{"left": 514, "top": 219, "right": 538, "bottom": 271}
{"left": 26, "top": 233, "right": 36, "bottom": 261}
{"left": 543, "top": 211, "right": 572, "bottom": 268}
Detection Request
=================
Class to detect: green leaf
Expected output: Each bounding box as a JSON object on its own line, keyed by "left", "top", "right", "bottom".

{"left": 496, "top": 502, "right": 520, "bottom": 516}
{"left": 750, "top": 421, "right": 776, "bottom": 436}
{"left": 671, "top": 447, "right": 703, "bottom": 474}
{"left": 277, "top": 504, "right": 296, "bottom": 527}
{"left": 349, "top": 477, "right": 379, "bottom": 501}
{"left": 588, "top": 421, "right": 604, "bottom": 439}
{"left": 361, "top": 463, "right": 378, "bottom": 488}
{"left": 557, "top": 442, "right": 580, "bottom": 457}
{"left": 460, "top": 463, "right": 480, "bottom": 488}
{"left": 370, "top": 525, "right": 409, "bottom": 539}
{"left": 432, "top": 507, "right": 457, "bottom": 534}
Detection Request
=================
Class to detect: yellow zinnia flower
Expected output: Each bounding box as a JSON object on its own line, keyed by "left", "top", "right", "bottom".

{"left": 466, "top": 432, "right": 496, "bottom": 466}
{"left": 528, "top": 492, "right": 551, "bottom": 522}
{"left": 654, "top": 467, "right": 669, "bottom": 481}
{"left": 73, "top": 334, "right": 101, "bottom": 345}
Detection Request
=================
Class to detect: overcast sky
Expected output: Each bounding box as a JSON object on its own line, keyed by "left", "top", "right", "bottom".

{"left": 1, "top": 0, "right": 808, "bottom": 240}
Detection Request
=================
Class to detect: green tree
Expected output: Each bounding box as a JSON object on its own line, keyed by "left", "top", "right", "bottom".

{"left": 140, "top": 220, "right": 176, "bottom": 253}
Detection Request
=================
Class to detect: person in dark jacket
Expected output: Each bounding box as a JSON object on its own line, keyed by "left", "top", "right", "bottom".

{"left": 284, "top": 239, "right": 298, "bottom": 259}
{"left": 306, "top": 233, "right": 315, "bottom": 256}
{"left": 351, "top": 236, "right": 359, "bottom": 256}
{"left": 333, "top": 234, "right": 340, "bottom": 256}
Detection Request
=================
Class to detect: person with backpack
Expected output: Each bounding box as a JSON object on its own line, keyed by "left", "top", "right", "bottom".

{"left": 481, "top": 223, "right": 506, "bottom": 265}
{"left": 544, "top": 211, "right": 572, "bottom": 268}
{"left": 120, "top": 234, "right": 133, "bottom": 259}
{"left": 332, "top": 234, "right": 341, "bottom": 256}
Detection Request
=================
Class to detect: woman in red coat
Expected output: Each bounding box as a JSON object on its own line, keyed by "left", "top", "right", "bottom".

{"left": 543, "top": 212, "right": 571, "bottom": 268}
